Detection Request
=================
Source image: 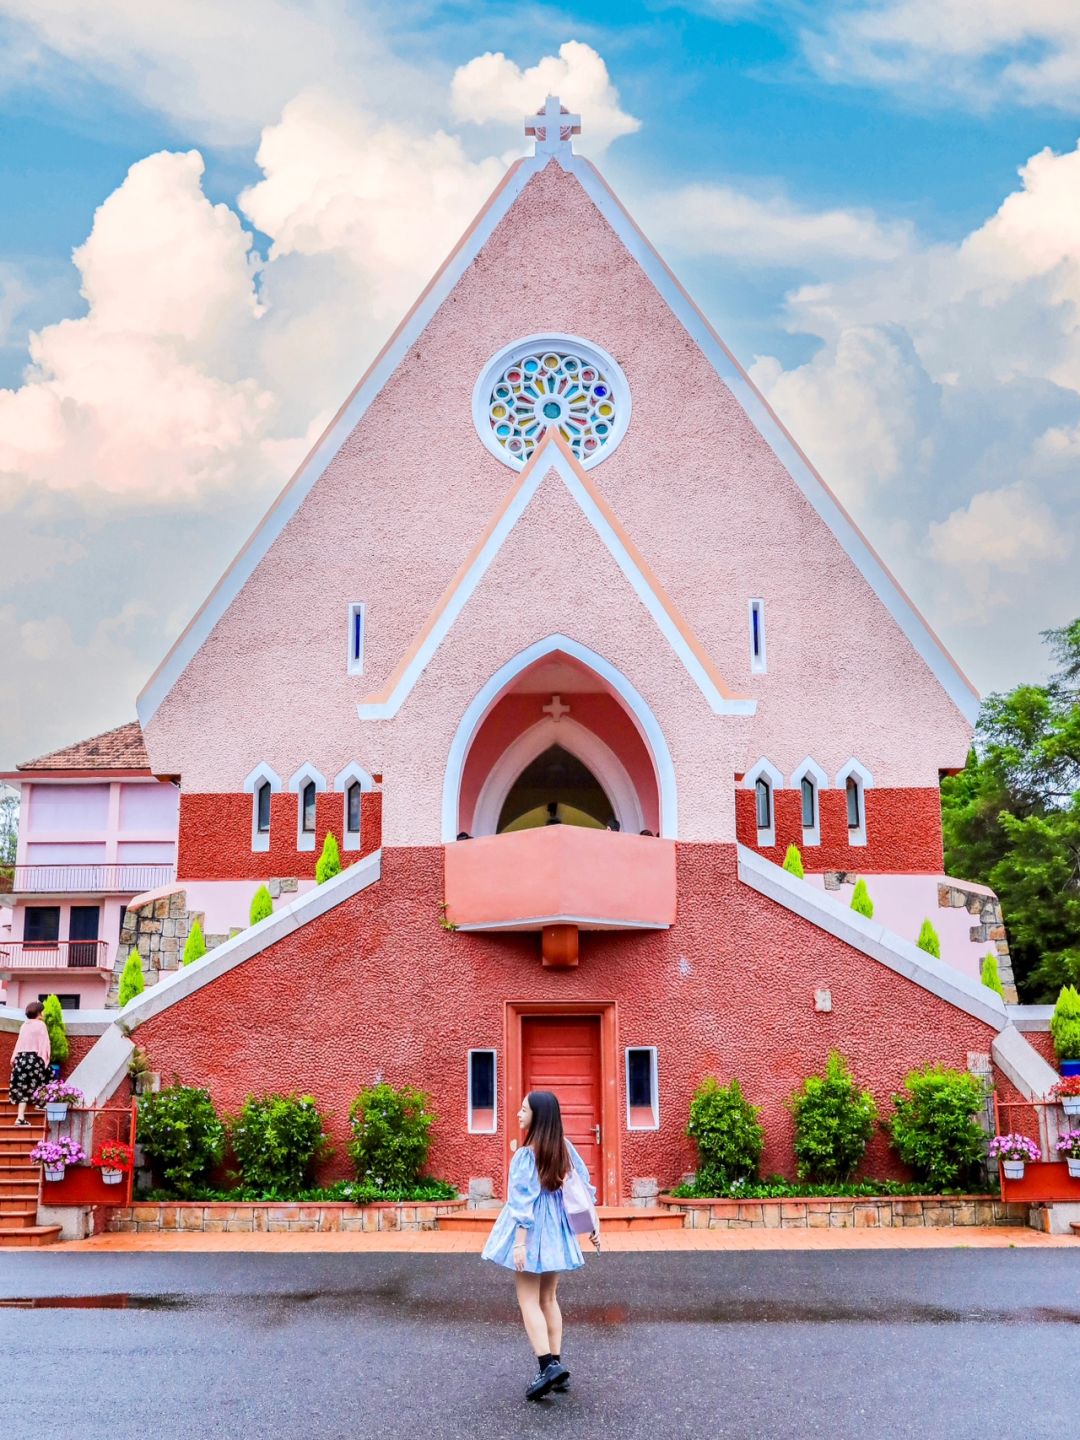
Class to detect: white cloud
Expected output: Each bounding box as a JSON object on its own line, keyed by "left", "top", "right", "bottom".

{"left": 450, "top": 41, "right": 640, "bottom": 153}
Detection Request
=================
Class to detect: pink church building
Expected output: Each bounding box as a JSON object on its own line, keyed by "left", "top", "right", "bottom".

{"left": 6, "top": 101, "right": 1042, "bottom": 1203}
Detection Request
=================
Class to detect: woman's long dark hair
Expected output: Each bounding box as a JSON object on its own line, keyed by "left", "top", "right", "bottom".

{"left": 525, "top": 1090, "right": 570, "bottom": 1191}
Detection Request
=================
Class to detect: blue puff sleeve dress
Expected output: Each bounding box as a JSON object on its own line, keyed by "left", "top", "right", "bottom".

{"left": 482, "top": 1140, "right": 596, "bottom": 1274}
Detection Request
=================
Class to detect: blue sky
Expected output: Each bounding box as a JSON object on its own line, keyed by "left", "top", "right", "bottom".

{"left": 2, "top": 0, "right": 1080, "bottom": 764}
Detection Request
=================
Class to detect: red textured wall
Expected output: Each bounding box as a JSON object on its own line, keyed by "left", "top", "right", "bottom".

{"left": 133, "top": 843, "right": 996, "bottom": 1199}
{"left": 178, "top": 790, "right": 381, "bottom": 880}
{"left": 0, "top": 1028, "right": 97, "bottom": 1078}
{"left": 1024, "top": 1031, "right": 1057, "bottom": 1068}
{"left": 736, "top": 787, "right": 944, "bottom": 873}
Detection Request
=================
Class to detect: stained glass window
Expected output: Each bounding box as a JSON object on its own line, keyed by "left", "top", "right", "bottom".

{"left": 485, "top": 348, "right": 620, "bottom": 466}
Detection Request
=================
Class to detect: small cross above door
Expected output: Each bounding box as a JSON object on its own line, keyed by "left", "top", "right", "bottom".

{"left": 542, "top": 694, "right": 571, "bottom": 723}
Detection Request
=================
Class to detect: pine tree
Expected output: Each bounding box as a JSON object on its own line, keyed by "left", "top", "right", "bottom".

{"left": 182, "top": 918, "right": 207, "bottom": 966}
{"left": 782, "top": 844, "right": 804, "bottom": 879}
{"left": 980, "top": 952, "right": 1005, "bottom": 998}
{"left": 118, "top": 948, "right": 146, "bottom": 1006}
{"left": 916, "top": 918, "right": 942, "bottom": 959}
{"left": 41, "top": 993, "right": 69, "bottom": 1066}
{"left": 850, "top": 878, "right": 874, "bottom": 919}
{"left": 250, "top": 885, "right": 273, "bottom": 926}
{"left": 316, "top": 832, "right": 342, "bottom": 885}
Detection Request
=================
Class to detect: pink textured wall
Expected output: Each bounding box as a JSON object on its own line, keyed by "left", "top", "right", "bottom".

{"left": 133, "top": 844, "right": 997, "bottom": 1197}
{"left": 144, "top": 163, "right": 972, "bottom": 844}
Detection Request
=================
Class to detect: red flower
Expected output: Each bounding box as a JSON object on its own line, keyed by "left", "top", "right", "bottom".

{"left": 91, "top": 1140, "right": 134, "bottom": 1172}
{"left": 1049, "top": 1077, "right": 1080, "bottom": 1099}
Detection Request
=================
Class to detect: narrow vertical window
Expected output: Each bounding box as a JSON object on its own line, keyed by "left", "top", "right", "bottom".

{"left": 846, "top": 775, "right": 861, "bottom": 830}
{"left": 256, "top": 781, "right": 271, "bottom": 834}
{"left": 626, "top": 1047, "right": 659, "bottom": 1129}
{"left": 801, "top": 776, "right": 816, "bottom": 830}
{"left": 346, "top": 781, "right": 362, "bottom": 835}
{"left": 468, "top": 1049, "right": 497, "bottom": 1134}
{"left": 347, "top": 602, "right": 365, "bottom": 675}
{"left": 755, "top": 777, "right": 772, "bottom": 831}
{"left": 748, "top": 598, "right": 766, "bottom": 673}
{"left": 301, "top": 780, "right": 317, "bottom": 834}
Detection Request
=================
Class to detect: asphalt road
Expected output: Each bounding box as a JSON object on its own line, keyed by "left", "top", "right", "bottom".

{"left": 3, "top": 1249, "right": 1079, "bottom": 1440}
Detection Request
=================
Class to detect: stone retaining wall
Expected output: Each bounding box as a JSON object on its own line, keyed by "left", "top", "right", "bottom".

{"left": 102, "top": 1198, "right": 466, "bottom": 1234}
{"left": 659, "top": 1195, "right": 1029, "bottom": 1229}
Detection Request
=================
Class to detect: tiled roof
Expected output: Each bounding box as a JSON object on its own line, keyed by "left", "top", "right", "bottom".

{"left": 18, "top": 721, "right": 149, "bottom": 772}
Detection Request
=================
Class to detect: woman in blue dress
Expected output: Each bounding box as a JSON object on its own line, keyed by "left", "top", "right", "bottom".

{"left": 482, "top": 1090, "right": 599, "bottom": 1400}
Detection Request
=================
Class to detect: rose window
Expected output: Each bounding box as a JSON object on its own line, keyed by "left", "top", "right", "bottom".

{"left": 484, "top": 348, "right": 621, "bottom": 466}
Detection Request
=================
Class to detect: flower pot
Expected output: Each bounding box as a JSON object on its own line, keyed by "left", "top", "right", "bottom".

{"left": 1061, "top": 1096, "right": 1080, "bottom": 1116}
{"left": 100, "top": 1168, "right": 124, "bottom": 1185}
{"left": 1067, "top": 1158, "right": 1080, "bottom": 1180}
{"left": 45, "top": 1102, "right": 69, "bottom": 1124}
{"left": 1060, "top": 1060, "right": 1080, "bottom": 1078}
{"left": 1002, "top": 1159, "right": 1026, "bottom": 1181}
{"left": 43, "top": 1165, "right": 65, "bottom": 1182}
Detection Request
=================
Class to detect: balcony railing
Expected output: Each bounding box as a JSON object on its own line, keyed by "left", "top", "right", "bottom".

{"left": 0, "top": 940, "right": 111, "bottom": 971}
{"left": 3, "top": 863, "right": 175, "bottom": 895}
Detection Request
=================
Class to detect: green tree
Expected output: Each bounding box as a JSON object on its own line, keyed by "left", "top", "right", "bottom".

{"left": 41, "top": 994, "right": 69, "bottom": 1066}
{"left": 789, "top": 1052, "right": 878, "bottom": 1184}
{"left": 250, "top": 885, "right": 273, "bottom": 926}
{"left": 182, "top": 918, "right": 207, "bottom": 967}
{"left": 916, "top": 919, "right": 941, "bottom": 959}
{"left": 0, "top": 786, "right": 17, "bottom": 867}
{"left": 980, "top": 953, "right": 1005, "bottom": 999}
{"left": 685, "top": 1077, "right": 764, "bottom": 1193}
{"left": 1050, "top": 985, "right": 1080, "bottom": 1062}
{"left": 316, "top": 832, "right": 342, "bottom": 885}
{"left": 889, "top": 1065, "right": 987, "bottom": 1190}
{"left": 782, "top": 844, "right": 804, "bottom": 879}
{"left": 850, "top": 878, "right": 874, "bottom": 918}
{"left": 118, "top": 947, "right": 145, "bottom": 1006}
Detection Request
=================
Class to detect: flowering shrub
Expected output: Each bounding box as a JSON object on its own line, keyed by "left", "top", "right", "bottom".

{"left": 229, "top": 1094, "right": 328, "bottom": 1197}
{"left": 348, "top": 1083, "right": 435, "bottom": 1191}
{"left": 92, "top": 1140, "right": 135, "bottom": 1172}
{"left": 30, "top": 1136, "right": 87, "bottom": 1169}
{"left": 1054, "top": 1130, "right": 1080, "bottom": 1159}
{"left": 988, "top": 1133, "right": 1041, "bottom": 1164}
{"left": 32, "top": 1080, "right": 85, "bottom": 1108}
{"left": 1049, "top": 1076, "right": 1080, "bottom": 1099}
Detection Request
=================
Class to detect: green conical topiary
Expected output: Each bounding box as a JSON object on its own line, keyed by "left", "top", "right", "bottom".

{"left": 182, "top": 917, "right": 207, "bottom": 967}
{"left": 850, "top": 878, "right": 874, "bottom": 919}
{"left": 316, "top": 831, "right": 342, "bottom": 885}
{"left": 980, "top": 952, "right": 1005, "bottom": 999}
{"left": 118, "top": 947, "right": 146, "bottom": 1006}
{"left": 250, "top": 884, "right": 273, "bottom": 926}
{"left": 916, "top": 918, "right": 941, "bottom": 959}
{"left": 782, "top": 844, "right": 805, "bottom": 879}
{"left": 1051, "top": 985, "right": 1080, "bottom": 1062}
{"left": 41, "top": 993, "right": 69, "bottom": 1066}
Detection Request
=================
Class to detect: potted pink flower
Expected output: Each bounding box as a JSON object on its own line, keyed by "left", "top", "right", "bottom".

{"left": 33, "top": 1079, "right": 85, "bottom": 1125}
{"left": 1055, "top": 1130, "right": 1080, "bottom": 1180}
{"left": 989, "top": 1133, "right": 1041, "bottom": 1181}
{"left": 1049, "top": 1076, "right": 1080, "bottom": 1117}
{"left": 30, "top": 1135, "right": 87, "bottom": 1182}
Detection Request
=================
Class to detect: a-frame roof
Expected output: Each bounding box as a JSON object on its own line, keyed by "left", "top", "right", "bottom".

{"left": 137, "top": 143, "right": 979, "bottom": 727}
{"left": 17, "top": 721, "right": 149, "bottom": 772}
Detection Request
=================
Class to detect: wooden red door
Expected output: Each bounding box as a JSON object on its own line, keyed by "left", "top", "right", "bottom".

{"left": 521, "top": 1016, "right": 604, "bottom": 1202}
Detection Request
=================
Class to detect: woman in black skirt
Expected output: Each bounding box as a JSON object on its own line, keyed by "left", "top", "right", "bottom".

{"left": 9, "top": 1000, "right": 51, "bottom": 1125}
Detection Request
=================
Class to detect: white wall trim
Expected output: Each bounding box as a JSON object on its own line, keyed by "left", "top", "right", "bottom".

{"left": 1007, "top": 1005, "right": 1054, "bottom": 1032}
{"left": 334, "top": 763, "right": 376, "bottom": 793}
{"left": 441, "top": 634, "right": 679, "bottom": 842}
{"left": 67, "top": 1024, "right": 134, "bottom": 1108}
{"left": 836, "top": 758, "right": 871, "bottom": 848}
{"left": 991, "top": 1023, "right": 1059, "bottom": 1101}
{"left": 335, "top": 763, "right": 376, "bottom": 852}
{"left": 244, "top": 763, "right": 281, "bottom": 853}
{"left": 243, "top": 762, "right": 282, "bottom": 794}
{"left": 346, "top": 601, "right": 366, "bottom": 677}
{"left": 742, "top": 757, "right": 784, "bottom": 791}
{"left": 288, "top": 764, "right": 327, "bottom": 794}
{"left": 471, "top": 716, "right": 646, "bottom": 837}
{"left": 747, "top": 598, "right": 766, "bottom": 675}
{"left": 835, "top": 757, "right": 874, "bottom": 790}
{"left": 288, "top": 764, "right": 327, "bottom": 852}
{"left": 737, "top": 844, "right": 1008, "bottom": 1030}
{"left": 742, "top": 757, "right": 782, "bottom": 847}
{"left": 791, "top": 757, "right": 828, "bottom": 848}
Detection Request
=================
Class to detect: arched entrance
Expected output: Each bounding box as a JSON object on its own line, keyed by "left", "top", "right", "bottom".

{"left": 499, "top": 745, "right": 614, "bottom": 832}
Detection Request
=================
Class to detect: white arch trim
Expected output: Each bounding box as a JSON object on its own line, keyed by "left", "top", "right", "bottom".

{"left": 741, "top": 757, "right": 784, "bottom": 791}
{"left": 790, "top": 756, "right": 829, "bottom": 790}
{"left": 835, "top": 757, "right": 874, "bottom": 790}
{"left": 243, "top": 762, "right": 281, "bottom": 794}
{"left": 472, "top": 717, "right": 646, "bottom": 837}
{"left": 442, "top": 634, "right": 678, "bottom": 842}
{"left": 334, "top": 762, "right": 376, "bottom": 792}
{"left": 288, "top": 763, "right": 327, "bottom": 793}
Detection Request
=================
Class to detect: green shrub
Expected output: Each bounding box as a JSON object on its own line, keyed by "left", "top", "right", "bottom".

{"left": 348, "top": 1082, "right": 435, "bottom": 1191}
{"left": 182, "top": 918, "right": 207, "bottom": 967}
{"left": 249, "top": 885, "right": 273, "bottom": 926}
{"left": 916, "top": 918, "right": 942, "bottom": 958}
{"left": 889, "top": 1065, "right": 987, "bottom": 1190}
{"left": 789, "top": 1052, "right": 878, "bottom": 1183}
{"left": 850, "top": 878, "right": 874, "bottom": 918}
{"left": 137, "top": 1085, "right": 226, "bottom": 1197}
{"left": 686, "top": 1077, "right": 764, "bottom": 1192}
{"left": 980, "top": 952, "right": 1005, "bottom": 999}
{"left": 1050, "top": 985, "right": 1080, "bottom": 1062}
{"left": 118, "top": 948, "right": 145, "bottom": 1006}
{"left": 316, "top": 832, "right": 342, "bottom": 885}
{"left": 228, "top": 1094, "right": 328, "bottom": 1197}
{"left": 782, "top": 844, "right": 804, "bottom": 879}
{"left": 41, "top": 994, "right": 69, "bottom": 1067}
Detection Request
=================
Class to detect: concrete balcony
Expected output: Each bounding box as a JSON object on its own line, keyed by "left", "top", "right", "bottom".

{"left": 444, "top": 826, "right": 677, "bottom": 939}
{"left": 1, "top": 863, "right": 176, "bottom": 899}
{"left": 0, "top": 940, "right": 112, "bottom": 973}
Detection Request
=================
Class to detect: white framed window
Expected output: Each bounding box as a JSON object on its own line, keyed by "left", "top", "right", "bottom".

{"left": 334, "top": 763, "right": 376, "bottom": 852}
{"left": 755, "top": 777, "right": 772, "bottom": 831}
{"left": 835, "top": 759, "right": 872, "bottom": 848}
{"left": 748, "top": 598, "right": 766, "bottom": 674}
{"left": 625, "top": 1047, "right": 659, "bottom": 1130}
{"left": 347, "top": 603, "right": 365, "bottom": 676}
{"left": 468, "top": 1049, "right": 497, "bottom": 1134}
{"left": 243, "top": 763, "right": 282, "bottom": 853}
{"left": 288, "top": 764, "right": 327, "bottom": 852}
{"left": 790, "top": 758, "right": 828, "bottom": 849}
{"left": 743, "top": 758, "right": 781, "bottom": 848}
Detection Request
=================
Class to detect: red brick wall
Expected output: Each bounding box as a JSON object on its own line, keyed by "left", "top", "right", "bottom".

{"left": 736, "top": 786, "right": 944, "bottom": 873}
{"left": 178, "top": 790, "right": 381, "bottom": 880}
{"left": 134, "top": 843, "right": 996, "bottom": 1198}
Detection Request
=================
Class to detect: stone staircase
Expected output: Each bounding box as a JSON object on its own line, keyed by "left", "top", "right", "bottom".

{"left": 0, "top": 1089, "right": 61, "bottom": 1247}
{"left": 436, "top": 1204, "right": 686, "bottom": 1234}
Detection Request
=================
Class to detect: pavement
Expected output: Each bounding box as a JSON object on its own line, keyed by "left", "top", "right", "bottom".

{"left": 3, "top": 1249, "right": 1080, "bottom": 1439}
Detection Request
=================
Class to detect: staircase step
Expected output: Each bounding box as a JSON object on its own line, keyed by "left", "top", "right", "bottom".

{"left": 0, "top": 1194, "right": 39, "bottom": 1212}
{"left": 0, "top": 1224, "right": 62, "bottom": 1248}
{"left": 0, "top": 1211, "right": 38, "bottom": 1229}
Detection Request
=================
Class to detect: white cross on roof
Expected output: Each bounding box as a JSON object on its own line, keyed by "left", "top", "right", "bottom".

{"left": 525, "top": 95, "right": 581, "bottom": 158}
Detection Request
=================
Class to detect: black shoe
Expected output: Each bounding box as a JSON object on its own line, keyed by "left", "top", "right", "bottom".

{"left": 552, "top": 1366, "right": 571, "bottom": 1393}
{"left": 526, "top": 1360, "right": 567, "bottom": 1401}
